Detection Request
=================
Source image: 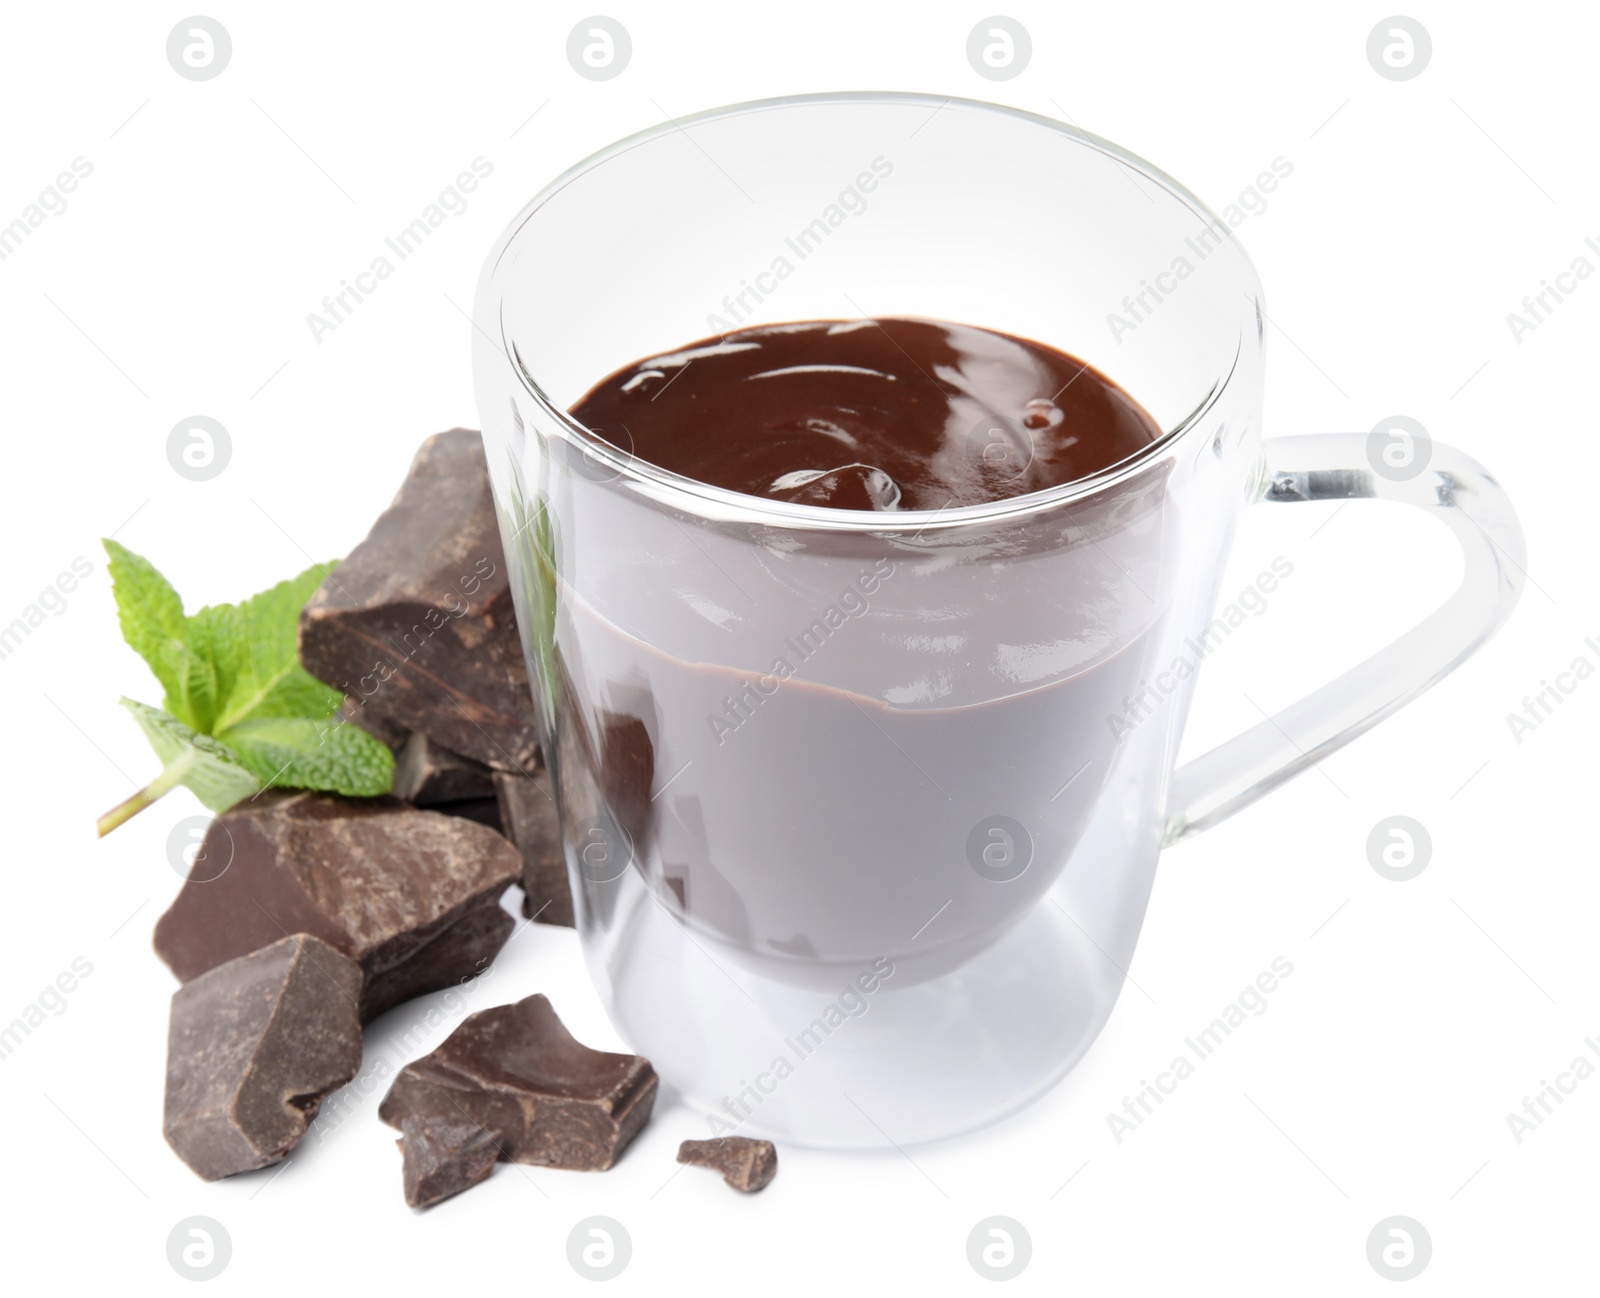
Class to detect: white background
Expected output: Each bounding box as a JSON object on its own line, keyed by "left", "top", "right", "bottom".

{"left": 2, "top": 1, "right": 1595, "bottom": 1292}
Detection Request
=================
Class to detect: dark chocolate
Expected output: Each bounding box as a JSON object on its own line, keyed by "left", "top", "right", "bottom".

{"left": 298, "top": 429, "right": 540, "bottom": 771}
{"left": 397, "top": 1115, "right": 502, "bottom": 1209}
{"left": 394, "top": 732, "right": 498, "bottom": 805}
{"left": 493, "top": 770, "right": 574, "bottom": 927}
{"left": 337, "top": 695, "right": 409, "bottom": 750}
{"left": 378, "top": 993, "right": 656, "bottom": 1206}
{"left": 677, "top": 1137, "right": 779, "bottom": 1193}
{"left": 153, "top": 791, "right": 522, "bottom": 1022}
{"left": 430, "top": 795, "right": 504, "bottom": 834}
{"left": 163, "top": 934, "right": 362, "bottom": 1180}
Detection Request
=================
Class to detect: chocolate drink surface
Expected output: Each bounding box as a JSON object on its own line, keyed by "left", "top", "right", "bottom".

{"left": 548, "top": 319, "right": 1179, "bottom": 986}
{"left": 568, "top": 318, "right": 1161, "bottom": 510}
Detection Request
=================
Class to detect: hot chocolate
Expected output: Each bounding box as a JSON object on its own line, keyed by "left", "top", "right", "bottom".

{"left": 568, "top": 317, "right": 1161, "bottom": 511}
{"left": 545, "top": 318, "right": 1177, "bottom": 979}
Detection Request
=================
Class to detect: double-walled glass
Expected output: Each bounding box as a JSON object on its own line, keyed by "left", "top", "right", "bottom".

{"left": 473, "top": 93, "right": 1523, "bottom": 1147}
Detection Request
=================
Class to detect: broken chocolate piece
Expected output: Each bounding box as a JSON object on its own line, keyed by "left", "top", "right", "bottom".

{"left": 394, "top": 733, "right": 498, "bottom": 805}
{"left": 398, "top": 1115, "right": 503, "bottom": 1209}
{"left": 337, "top": 695, "right": 409, "bottom": 750}
{"left": 298, "top": 429, "right": 540, "bottom": 771}
{"left": 677, "top": 1137, "right": 779, "bottom": 1192}
{"left": 379, "top": 994, "right": 655, "bottom": 1198}
{"left": 431, "top": 796, "right": 504, "bottom": 833}
{"left": 493, "top": 770, "right": 574, "bottom": 927}
{"left": 153, "top": 791, "right": 522, "bottom": 1022}
{"left": 163, "top": 934, "right": 362, "bottom": 1181}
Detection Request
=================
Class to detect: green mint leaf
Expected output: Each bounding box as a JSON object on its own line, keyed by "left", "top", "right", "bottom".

{"left": 175, "top": 603, "right": 242, "bottom": 731}
{"left": 102, "top": 539, "right": 187, "bottom": 702}
{"left": 96, "top": 698, "right": 263, "bottom": 835}
{"left": 99, "top": 550, "right": 393, "bottom": 836}
{"left": 211, "top": 562, "right": 344, "bottom": 731}
{"left": 120, "top": 698, "right": 262, "bottom": 808}
{"left": 506, "top": 449, "right": 560, "bottom": 727}
{"left": 164, "top": 638, "right": 220, "bottom": 732}
{"left": 219, "top": 715, "right": 394, "bottom": 797}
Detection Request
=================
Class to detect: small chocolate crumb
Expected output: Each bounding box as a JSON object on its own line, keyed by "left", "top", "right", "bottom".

{"left": 677, "top": 1137, "right": 779, "bottom": 1192}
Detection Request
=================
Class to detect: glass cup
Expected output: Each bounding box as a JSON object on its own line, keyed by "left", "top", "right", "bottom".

{"left": 472, "top": 93, "right": 1524, "bottom": 1147}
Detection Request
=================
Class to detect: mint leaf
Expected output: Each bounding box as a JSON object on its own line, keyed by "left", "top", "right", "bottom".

{"left": 119, "top": 698, "right": 263, "bottom": 807}
{"left": 175, "top": 603, "right": 242, "bottom": 731}
{"left": 103, "top": 539, "right": 186, "bottom": 703}
{"left": 505, "top": 448, "right": 560, "bottom": 728}
{"left": 212, "top": 563, "right": 343, "bottom": 730}
{"left": 96, "top": 545, "right": 395, "bottom": 836}
{"left": 96, "top": 699, "right": 263, "bottom": 835}
{"left": 164, "top": 637, "right": 221, "bottom": 732}
{"left": 221, "top": 715, "right": 394, "bottom": 797}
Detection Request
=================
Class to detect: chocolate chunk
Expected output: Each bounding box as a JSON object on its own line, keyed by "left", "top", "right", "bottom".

{"left": 397, "top": 1115, "right": 502, "bottom": 1209}
{"left": 153, "top": 791, "right": 522, "bottom": 1022}
{"left": 298, "top": 429, "right": 540, "bottom": 771}
{"left": 394, "top": 733, "right": 497, "bottom": 805}
{"left": 163, "top": 934, "right": 362, "bottom": 1180}
{"left": 431, "top": 796, "right": 504, "bottom": 833}
{"left": 337, "top": 695, "right": 409, "bottom": 750}
{"left": 379, "top": 994, "right": 655, "bottom": 1199}
{"left": 677, "top": 1137, "right": 779, "bottom": 1193}
{"left": 493, "top": 771, "right": 574, "bottom": 927}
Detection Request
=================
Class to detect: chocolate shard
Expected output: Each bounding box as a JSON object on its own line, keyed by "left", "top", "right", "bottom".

{"left": 493, "top": 771, "right": 574, "bottom": 927}
{"left": 677, "top": 1137, "right": 779, "bottom": 1193}
{"left": 298, "top": 429, "right": 540, "bottom": 771}
{"left": 394, "top": 733, "right": 497, "bottom": 805}
{"left": 153, "top": 791, "right": 522, "bottom": 1022}
{"left": 378, "top": 994, "right": 656, "bottom": 1195}
{"left": 337, "top": 695, "right": 409, "bottom": 751}
{"left": 163, "top": 934, "right": 362, "bottom": 1181}
{"left": 431, "top": 796, "right": 504, "bottom": 834}
{"left": 398, "top": 1115, "right": 503, "bottom": 1209}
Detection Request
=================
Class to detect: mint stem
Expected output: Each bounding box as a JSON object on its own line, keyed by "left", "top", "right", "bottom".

{"left": 95, "top": 751, "right": 195, "bottom": 837}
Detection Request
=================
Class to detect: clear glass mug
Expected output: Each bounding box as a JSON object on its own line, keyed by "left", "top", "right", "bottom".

{"left": 472, "top": 93, "right": 1524, "bottom": 1147}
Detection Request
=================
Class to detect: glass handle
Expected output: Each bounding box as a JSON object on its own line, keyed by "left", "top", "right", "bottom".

{"left": 1164, "top": 433, "right": 1526, "bottom": 844}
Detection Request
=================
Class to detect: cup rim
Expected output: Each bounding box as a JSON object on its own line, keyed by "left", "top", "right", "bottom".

{"left": 484, "top": 90, "right": 1261, "bottom": 532}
